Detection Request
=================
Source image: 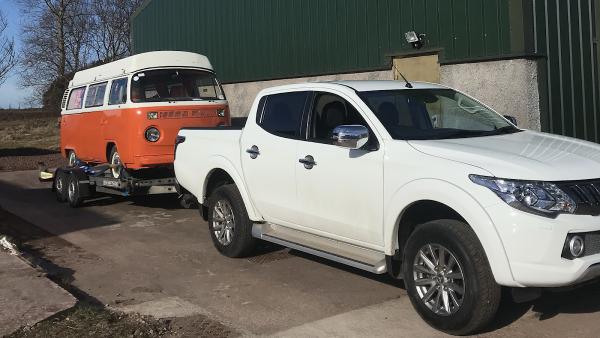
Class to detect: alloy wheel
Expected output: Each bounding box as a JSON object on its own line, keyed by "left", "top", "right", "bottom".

{"left": 413, "top": 244, "right": 465, "bottom": 316}
{"left": 212, "top": 199, "right": 235, "bottom": 246}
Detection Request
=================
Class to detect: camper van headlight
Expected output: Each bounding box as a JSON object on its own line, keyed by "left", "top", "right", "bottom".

{"left": 470, "top": 175, "right": 576, "bottom": 217}
{"left": 145, "top": 127, "right": 161, "bottom": 142}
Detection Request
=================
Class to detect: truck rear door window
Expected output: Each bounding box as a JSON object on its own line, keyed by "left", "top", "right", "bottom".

{"left": 258, "top": 91, "right": 309, "bottom": 138}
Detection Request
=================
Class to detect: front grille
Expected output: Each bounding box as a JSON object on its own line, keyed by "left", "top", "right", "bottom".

{"left": 557, "top": 180, "right": 600, "bottom": 216}
{"left": 585, "top": 232, "right": 600, "bottom": 256}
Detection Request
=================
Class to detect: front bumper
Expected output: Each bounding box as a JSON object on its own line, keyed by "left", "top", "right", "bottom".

{"left": 134, "top": 154, "right": 174, "bottom": 168}
{"left": 487, "top": 203, "right": 600, "bottom": 287}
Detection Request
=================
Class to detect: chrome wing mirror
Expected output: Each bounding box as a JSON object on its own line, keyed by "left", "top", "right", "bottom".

{"left": 331, "top": 125, "right": 369, "bottom": 150}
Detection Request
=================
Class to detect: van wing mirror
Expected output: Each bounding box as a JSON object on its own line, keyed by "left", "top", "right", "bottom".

{"left": 331, "top": 125, "right": 369, "bottom": 150}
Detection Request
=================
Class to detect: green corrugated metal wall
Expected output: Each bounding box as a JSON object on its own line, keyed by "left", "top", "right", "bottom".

{"left": 132, "top": 0, "right": 526, "bottom": 83}
{"left": 132, "top": 0, "right": 600, "bottom": 143}
{"left": 534, "top": 0, "right": 600, "bottom": 142}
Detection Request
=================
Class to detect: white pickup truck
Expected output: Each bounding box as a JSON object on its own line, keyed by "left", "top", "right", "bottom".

{"left": 174, "top": 80, "right": 600, "bottom": 334}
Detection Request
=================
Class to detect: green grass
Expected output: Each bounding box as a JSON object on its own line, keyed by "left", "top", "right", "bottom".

{"left": 0, "top": 117, "right": 60, "bottom": 151}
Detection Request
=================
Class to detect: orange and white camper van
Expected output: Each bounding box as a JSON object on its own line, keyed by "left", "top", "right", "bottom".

{"left": 60, "top": 51, "right": 229, "bottom": 178}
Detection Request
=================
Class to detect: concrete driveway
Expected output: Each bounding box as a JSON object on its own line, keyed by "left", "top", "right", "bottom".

{"left": 1, "top": 170, "right": 600, "bottom": 337}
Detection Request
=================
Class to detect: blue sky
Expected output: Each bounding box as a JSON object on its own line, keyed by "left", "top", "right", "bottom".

{"left": 0, "top": 1, "right": 34, "bottom": 108}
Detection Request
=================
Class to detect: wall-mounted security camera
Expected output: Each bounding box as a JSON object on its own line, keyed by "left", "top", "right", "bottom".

{"left": 405, "top": 31, "right": 426, "bottom": 49}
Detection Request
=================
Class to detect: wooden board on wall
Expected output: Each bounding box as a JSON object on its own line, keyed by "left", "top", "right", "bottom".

{"left": 392, "top": 54, "right": 441, "bottom": 84}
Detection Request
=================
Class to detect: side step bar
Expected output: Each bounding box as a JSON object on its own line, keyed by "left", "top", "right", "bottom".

{"left": 252, "top": 223, "right": 387, "bottom": 274}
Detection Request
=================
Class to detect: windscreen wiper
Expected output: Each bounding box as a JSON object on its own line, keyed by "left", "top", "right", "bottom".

{"left": 491, "top": 126, "right": 522, "bottom": 135}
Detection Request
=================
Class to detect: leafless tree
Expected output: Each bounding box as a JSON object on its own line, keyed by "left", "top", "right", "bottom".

{"left": 0, "top": 10, "right": 16, "bottom": 86}
{"left": 15, "top": 0, "right": 143, "bottom": 109}
{"left": 17, "top": 0, "right": 92, "bottom": 107}
{"left": 89, "top": 0, "right": 144, "bottom": 62}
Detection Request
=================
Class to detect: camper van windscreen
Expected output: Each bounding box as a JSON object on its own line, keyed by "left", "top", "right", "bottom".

{"left": 130, "top": 69, "right": 225, "bottom": 103}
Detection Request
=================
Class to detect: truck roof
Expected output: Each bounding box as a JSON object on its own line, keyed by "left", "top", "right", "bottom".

{"left": 69, "top": 51, "right": 213, "bottom": 88}
{"left": 259, "top": 80, "right": 449, "bottom": 95}
{"left": 327, "top": 80, "right": 449, "bottom": 91}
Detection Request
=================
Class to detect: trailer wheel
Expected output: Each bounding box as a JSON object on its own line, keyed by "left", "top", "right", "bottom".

{"left": 54, "top": 170, "right": 68, "bottom": 203}
{"left": 66, "top": 173, "right": 85, "bottom": 208}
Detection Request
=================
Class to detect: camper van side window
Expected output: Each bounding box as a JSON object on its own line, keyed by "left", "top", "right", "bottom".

{"left": 85, "top": 82, "right": 108, "bottom": 108}
{"left": 109, "top": 78, "right": 128, "bottom": 105}
{"left": 67, "top": 87, "right": 86, "bottom": 110}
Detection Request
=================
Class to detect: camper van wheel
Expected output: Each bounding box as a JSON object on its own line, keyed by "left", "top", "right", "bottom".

{"left": 109, "top": 146, "right": 123, "bottom": 179}
{"left": 67, "top": 150, "right": 78, "bottom": 167}
{"left": 67, "top": 173, "right": 84, "bottom": 208}
{"left": 54, "top": 170, "right": 68, "bottom": 203}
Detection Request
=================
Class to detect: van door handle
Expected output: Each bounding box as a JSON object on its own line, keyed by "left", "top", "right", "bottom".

{"left": 299, "top": 155, "right": 316, "bottom": 169}
{"left": 246, "top": 145, "right": 260, "bottom": 159}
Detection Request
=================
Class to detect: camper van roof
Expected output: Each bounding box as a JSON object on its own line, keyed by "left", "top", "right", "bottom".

{"left": 69, "top": 51, "right": 213, "bottom": 87}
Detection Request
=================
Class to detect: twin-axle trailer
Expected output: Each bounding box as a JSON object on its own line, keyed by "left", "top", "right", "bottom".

{"left": 40, "top": 162, "right": 196, "bottom": 209}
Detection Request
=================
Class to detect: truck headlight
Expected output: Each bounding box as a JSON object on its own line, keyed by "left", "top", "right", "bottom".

{"left": 470, "top": 175, "right": 576, "bottom": 217}
{"left": 145, "top": 127, "right": 161, "bottom": 142}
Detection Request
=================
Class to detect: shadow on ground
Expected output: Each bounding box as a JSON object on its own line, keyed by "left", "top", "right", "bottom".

{"left": 1, "top": 171, "right": 600, "bottom": 335}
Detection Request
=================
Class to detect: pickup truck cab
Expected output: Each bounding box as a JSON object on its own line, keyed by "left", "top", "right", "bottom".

{"left": 174, "top": 81, "right": 600, "bottom": 334}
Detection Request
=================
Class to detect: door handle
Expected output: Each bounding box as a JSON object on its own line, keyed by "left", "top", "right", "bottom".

{"left": 246, "top": 145, "right": 260, "bottom": 159}
{"left": 299, "top": 155, "right": 316, "bottom": 170}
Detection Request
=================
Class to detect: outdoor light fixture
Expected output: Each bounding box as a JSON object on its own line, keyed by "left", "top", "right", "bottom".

{"left": 405, "top": 31, "right": 426, "bottom": 49}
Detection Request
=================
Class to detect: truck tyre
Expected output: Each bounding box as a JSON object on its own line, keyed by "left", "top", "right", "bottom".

{"left": 402, "top": 219, "right": 501, "bottom": 335}
{"left": 54, "top": 169, "right": 69, "bottom": 203}
{"left": 207, "top": 184, "right": 257, "bottom": 257}
{"left": 67, "top": 150, "right": 78, "bottom": 167}
{"left": 66, "top": 173, "right": 85, "bottom": 208}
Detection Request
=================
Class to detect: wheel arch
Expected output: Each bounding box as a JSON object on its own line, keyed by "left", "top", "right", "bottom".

{"left": 106, "top": 142, "right": 117, "bottom": 162}
{"left": 194, "top": 156, "right": 262, "bottom": 222}
{"left": 385, "top": 179, "right": 518, "bottom": 286}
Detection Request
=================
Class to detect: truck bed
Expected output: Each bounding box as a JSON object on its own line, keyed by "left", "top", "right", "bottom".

{"left": 174, "top": 128, "right": 244, "bottom": 203}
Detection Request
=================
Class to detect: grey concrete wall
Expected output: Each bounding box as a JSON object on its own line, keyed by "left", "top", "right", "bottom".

{"left": 440, "top": 59, "right": 541, "bottom": 131}
{"left": 222, "top": 70, "right": 393, "bottom": 117}
{"left": 222, "top": 58, "right": 542, "bottom": 132}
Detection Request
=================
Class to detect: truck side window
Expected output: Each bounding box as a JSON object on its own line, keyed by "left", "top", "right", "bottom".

{"left": 258, "top": 91, "right": 309, "bottom": 138}
{"left": 109, "top": 78, "right": 128, "bottom": 105}
{"left": 308, "top": 92, "right": 369, "bottom": 143}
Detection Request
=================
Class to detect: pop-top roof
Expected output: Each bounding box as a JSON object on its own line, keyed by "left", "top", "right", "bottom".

{"left": 69, "top": 51, "right": 213, "bottom": 87}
